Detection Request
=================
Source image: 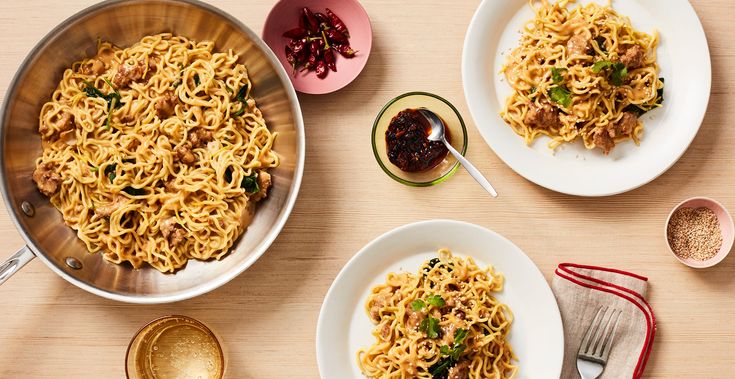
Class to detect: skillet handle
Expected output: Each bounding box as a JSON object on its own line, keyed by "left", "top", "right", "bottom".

{"left": 0, "top": 246, "right": 35, "bottom": 285}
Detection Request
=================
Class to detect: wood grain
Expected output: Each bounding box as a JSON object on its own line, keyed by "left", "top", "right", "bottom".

{"left": 0, "top": 0, "right": 733, "bottom": 378}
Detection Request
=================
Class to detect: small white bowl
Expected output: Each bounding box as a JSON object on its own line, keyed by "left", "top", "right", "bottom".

{"left": 665, "top": 197, "right": 734, "bottom": 268}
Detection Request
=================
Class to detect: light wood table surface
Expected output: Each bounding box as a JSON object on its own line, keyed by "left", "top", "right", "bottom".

{"left": 1, "top": 0, "right": 733, "bottom": 378}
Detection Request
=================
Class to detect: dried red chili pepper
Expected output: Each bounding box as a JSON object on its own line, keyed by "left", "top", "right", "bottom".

{"left": 285, "top": 45, "right": 296, "bottom": 65}
{"left": 314, "top": 12, "right": 329, "bottom": 26}
{"left": 291, "top": 38, "right": 307, "bottom": 54}
{"left": 310, "top": 40, "right": 321, "bottom": 57}
{"left": 315, "top": 60, "right": 328, "bottom": 78}
{"left": 334, "top": 44, "right": 357, "bottom": 58}
{"left": 282, "top": 7, "right": 354, "bottom": 78}
{"left": 326, "top": 8, "right": 350, "bottom": 38}
{"left": 282, "top": 27, "right": 308, "bottom": 39}
{"left": 324, "top": 48, "right": 337, "bottom": 72}
{"left": 302, "top": 7, "right": 319, "bottom": 33}
{"left": 324, "top": 29, "right": 348, "bottom": 44}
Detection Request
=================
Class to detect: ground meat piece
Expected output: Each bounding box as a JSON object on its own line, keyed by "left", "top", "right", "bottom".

{"left": 380, "top": 322, "right": 391, "bottom": 340}
{"left": 620, "top": 44, "right": 645, "bottom": 69}
{"left": 249, "top": 171, "right": 272, "bottom": 202}
{"left": 593, "top": 128, "right": 615, "bottom": 155}
{"left": 112, "top": 62, "right": 145, "bottom": 88}
{"left": 611, "top": 112, "right": 638, "bottom": 138}
{"left": 39, "top": 111, "right": 76, "bottom": 138}
{"left": 160, "top": 218, "right": 186, "bottom": 246}
{"left": 80, "top": 59, "right": 106, "bottom": 76}
{"left": 164, "top": 178, "right": 177, "bottom": 193}
{"left": 174, "top": 143, "right": 196, "bottom": 165}
{"left": 447, "top": 361, "right": 470, "bottom": 379}
{"left": 369, "top": 291, "right": 392, "bottom": 322}
{"left": 155, "top": 91, "right": 178, "bottom": 119}
{"left": 188, "top": 127, "right": 213, "bottom": 147}
{"left": 566, "top": 34, "right": 589, "bottom": 57}
{"left": 32, "top": 162, "right": 61, "bottom": 197}
{"left": 524, "top": 103, "right": 561, "bottom": 129}
{"left": 95, "top": 195, "right": 127, "bottom": 217}
{"left": 406, "top": 306, "right": 425, "bottom": 330}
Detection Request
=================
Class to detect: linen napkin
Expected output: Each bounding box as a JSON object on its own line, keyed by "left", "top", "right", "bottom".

{"left": 552, "top": 263, "right": 656, "bottom": 379}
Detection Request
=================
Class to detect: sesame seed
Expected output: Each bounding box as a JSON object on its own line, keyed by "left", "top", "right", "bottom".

{"left": 667, "top": 207, "right": 723, "bottom": 261}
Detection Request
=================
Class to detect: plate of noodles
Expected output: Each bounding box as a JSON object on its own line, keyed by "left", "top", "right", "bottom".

{"left": 462, "top": 0, "right": 710, "bottom": 196}
{"left": 316, "top": 220, "right": 563, "bottom": 378}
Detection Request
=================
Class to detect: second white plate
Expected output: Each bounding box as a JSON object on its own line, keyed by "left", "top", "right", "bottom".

{"left": 462, "top": 0, "right": 711, "bottom": 196}
{"left": 316, "top": 219, "right": 563, "bottom": 379}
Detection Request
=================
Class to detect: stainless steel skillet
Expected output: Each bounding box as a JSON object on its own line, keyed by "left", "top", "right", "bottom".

{"left": 0, "top": 0, "right": 304, "bottom": 303}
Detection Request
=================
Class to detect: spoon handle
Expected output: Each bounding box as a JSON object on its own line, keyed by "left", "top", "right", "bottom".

{"left": 443, "top": 140, "right": 498, "bottom": 198}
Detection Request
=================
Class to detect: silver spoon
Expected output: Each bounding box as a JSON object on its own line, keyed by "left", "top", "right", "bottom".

{"left": 419, "top": 109, "right": 498, "bottom": 198}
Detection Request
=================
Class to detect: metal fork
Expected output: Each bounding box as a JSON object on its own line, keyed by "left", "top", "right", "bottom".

{"left": 576, "top": 306, "right": 622, "bottom": 379}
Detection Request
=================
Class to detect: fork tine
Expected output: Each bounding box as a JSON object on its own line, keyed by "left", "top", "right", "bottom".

{"left": 579, "top": 306, "right": 606, "bottom": 354}
{"left": 593, "top": 308, "right": 616, "bottom": 357}
{"left": 589, "top": 307, "right": 612, "bottom": 355}
{"left": 599, "top": 310, "right": 622, "bottom": 361}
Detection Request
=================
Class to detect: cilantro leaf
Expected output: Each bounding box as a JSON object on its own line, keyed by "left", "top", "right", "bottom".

{"left": 454, "top": 328, "right": 469, "bottom": 345}
{"left": 429, "top": 358, "right": 454, "bottom": 378}
{"left": 427, "top": 295, "right": 445, "bottom": 308}
{"left": 235, "top": 84, "right": 249, "bottom": 103}
{"left": 610, "top": 62, "right": 628, "bottom": 86}
{"left": 551, "top": 67, "right": 567, "bottom": 84}
{"left": 419, "top": 317, "right": 441, "bottom": 339}
{"left": 549, "top": 86, "right": 572, "bottom": 108}
{"left": 591, "top": 60, "right": 628, "bottom": 86}
{"left": 591, "top": 60, "right": 614, "bottom": 73}
{"left": 411, "top": 299, "right": 426, "bottom": 311}
{"left": 241, "top": 172, "right": 259, "bottom": 194}
{"left": 105, "top": 164, "right": 117, "bottom": 182}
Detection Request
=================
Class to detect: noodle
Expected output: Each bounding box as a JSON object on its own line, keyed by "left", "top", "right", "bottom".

{"left": 500, "top": 0, "right": 664, "bottom": 154}
{"left": 33, "top": 33, "right": 278, "bottom": 273}
{"left": 358, "top": 250, "right": 517, "bottom": 378}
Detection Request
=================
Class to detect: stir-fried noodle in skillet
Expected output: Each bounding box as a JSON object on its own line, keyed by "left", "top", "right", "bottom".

{"left": 500, "top": 0, "right": 664, "bottom": 154}
{"left": 33, "top": 33, "right": 278, "bottom": 273}
{"left": 358, "top": 249, "right": 517, "bottom": 378}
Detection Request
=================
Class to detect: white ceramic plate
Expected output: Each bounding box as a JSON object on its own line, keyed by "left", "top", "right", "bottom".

{"left": 316, "top": 220, "right": 563, "bottom": 379}
{"left": 462, "top": 0, "right": 711, "bottom": 196}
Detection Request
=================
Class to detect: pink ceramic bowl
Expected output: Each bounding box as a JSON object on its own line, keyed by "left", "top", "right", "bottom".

{"left": 665, "top": 197, "right": 735, "bottom": 268}
{"left": 262, "top": 0, "right": 372, "bottom": 94}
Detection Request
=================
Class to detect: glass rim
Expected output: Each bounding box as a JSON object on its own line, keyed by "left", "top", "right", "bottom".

{"left": 371, "top": 91, "right": 468, "bottom": 187}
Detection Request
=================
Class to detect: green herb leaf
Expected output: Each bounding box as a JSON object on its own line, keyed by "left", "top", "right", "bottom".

{"left": 419, "top": 317, "right": 441, "bottom": 339}
{"left": 427, "top": 295, "right": 445, "bottom": 308}
{"left": 235, "top": 84, "right": 249, "bottom": 103}
{"left": 241, "top": 172, "right": 259, "bottom": 194}
{"left": 454, "top": 328, "right": 469, "bottom": 345}
{"left": 89, "top": 166, "right": 99, "bottom": 173}
{"left": 123, "top": 186, "right": 146, "bottom": 196}
{"left": 551, "top": 67, "right": 567, "bottom": 84}
{"left": 549, "top": 86, "right": 572, "bottom": 108}
{"left": 591, "top": 60, "right": 627, "bottom": 85}
{"left": 231, "top": 108, "right": 245, "bottom": 117}
{"left": 194, "top": 74, "right": 201, "bottom": 86}
{"left": 610, "top": 62, "right": 628, "bottom": 86}
{"left": 105, "top": 164, "right": 117, "bottom": 182}
{"left": 591, "top": 60, "right": 614, "bottom": 73}
{"left": 529, "top": 86, "right": 537, "bottom": 94}
{"left": 82, "top": 80, "right": 123, "bottom": 112}
{"left": 429, "top": 358, "right": 454, "bottom": 378}
{"left": 410, "top": 299, "right": 426, "bottom": 311}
